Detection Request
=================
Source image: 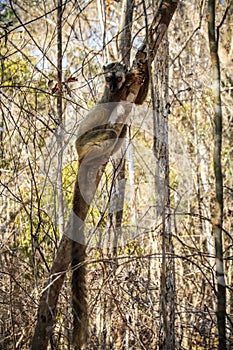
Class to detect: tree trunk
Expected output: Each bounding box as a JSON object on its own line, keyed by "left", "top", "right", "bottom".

{"left": 152, "top": 34, "right": 176, "bottom": 350}
{"left": 208, "top": 1, "right": 226, "bottom": 349}
{"left": 55, "top": 0, "right": 64, "bottom": 235}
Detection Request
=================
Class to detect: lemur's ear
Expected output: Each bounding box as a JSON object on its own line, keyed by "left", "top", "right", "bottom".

{"left": 103, "top": 65, "right": 106, "bottom": 71}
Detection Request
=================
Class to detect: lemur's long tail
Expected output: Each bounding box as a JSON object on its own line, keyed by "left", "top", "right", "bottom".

{"left": 71, "top": 161, "right": 105, "bottom": 349}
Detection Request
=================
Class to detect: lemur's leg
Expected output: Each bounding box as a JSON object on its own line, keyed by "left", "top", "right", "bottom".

{"left": 76, "top": 129, "right": 118, "bottom": 164}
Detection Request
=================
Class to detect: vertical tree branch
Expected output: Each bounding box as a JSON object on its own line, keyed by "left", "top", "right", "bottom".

{"left": 153, "top": 34, "right": 175, "bottom": 349}
{"left": 56, "top": 0, "right": 64, "bottom": 234}
{"left": 208, "top": 0, "right": 226, "bottom": 349}
{"left": 111, "top": 0, "right": 134, "bottom": 254}
{"left": 30, "top": 2, "right": 65, "bottom": 349}
{"left": 120, "top": 0, "right": 135, "bottom": 66}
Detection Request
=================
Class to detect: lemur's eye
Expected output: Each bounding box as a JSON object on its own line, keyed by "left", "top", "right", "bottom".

{"left": 105, "top": 77, "right": 111, "bottom": 82}
{"left": 117, "top": 77, "right": 122, "bottom": 82}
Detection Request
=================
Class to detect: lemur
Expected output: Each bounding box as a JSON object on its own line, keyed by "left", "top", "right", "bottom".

{"left": 75, "top": 61, "right": 149, "bottom": 164}
{"left": 72, "top": 61, "right": 149, "bottom": 349}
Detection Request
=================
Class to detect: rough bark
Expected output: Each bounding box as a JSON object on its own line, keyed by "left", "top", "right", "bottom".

{"left": 152, "top": 33, "right": 176, "bottom": 349}
{"left": 208, "top": 1, "right": 226, "bottom": 349}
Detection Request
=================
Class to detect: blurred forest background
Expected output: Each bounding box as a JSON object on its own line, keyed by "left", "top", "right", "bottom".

{"left": 0, "top": 0, "right": 232, "bottom": 349}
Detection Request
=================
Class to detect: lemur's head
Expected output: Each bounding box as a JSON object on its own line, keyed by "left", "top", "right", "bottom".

{"left": 103, "top": 62, "right": 127, "bottom": 93}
